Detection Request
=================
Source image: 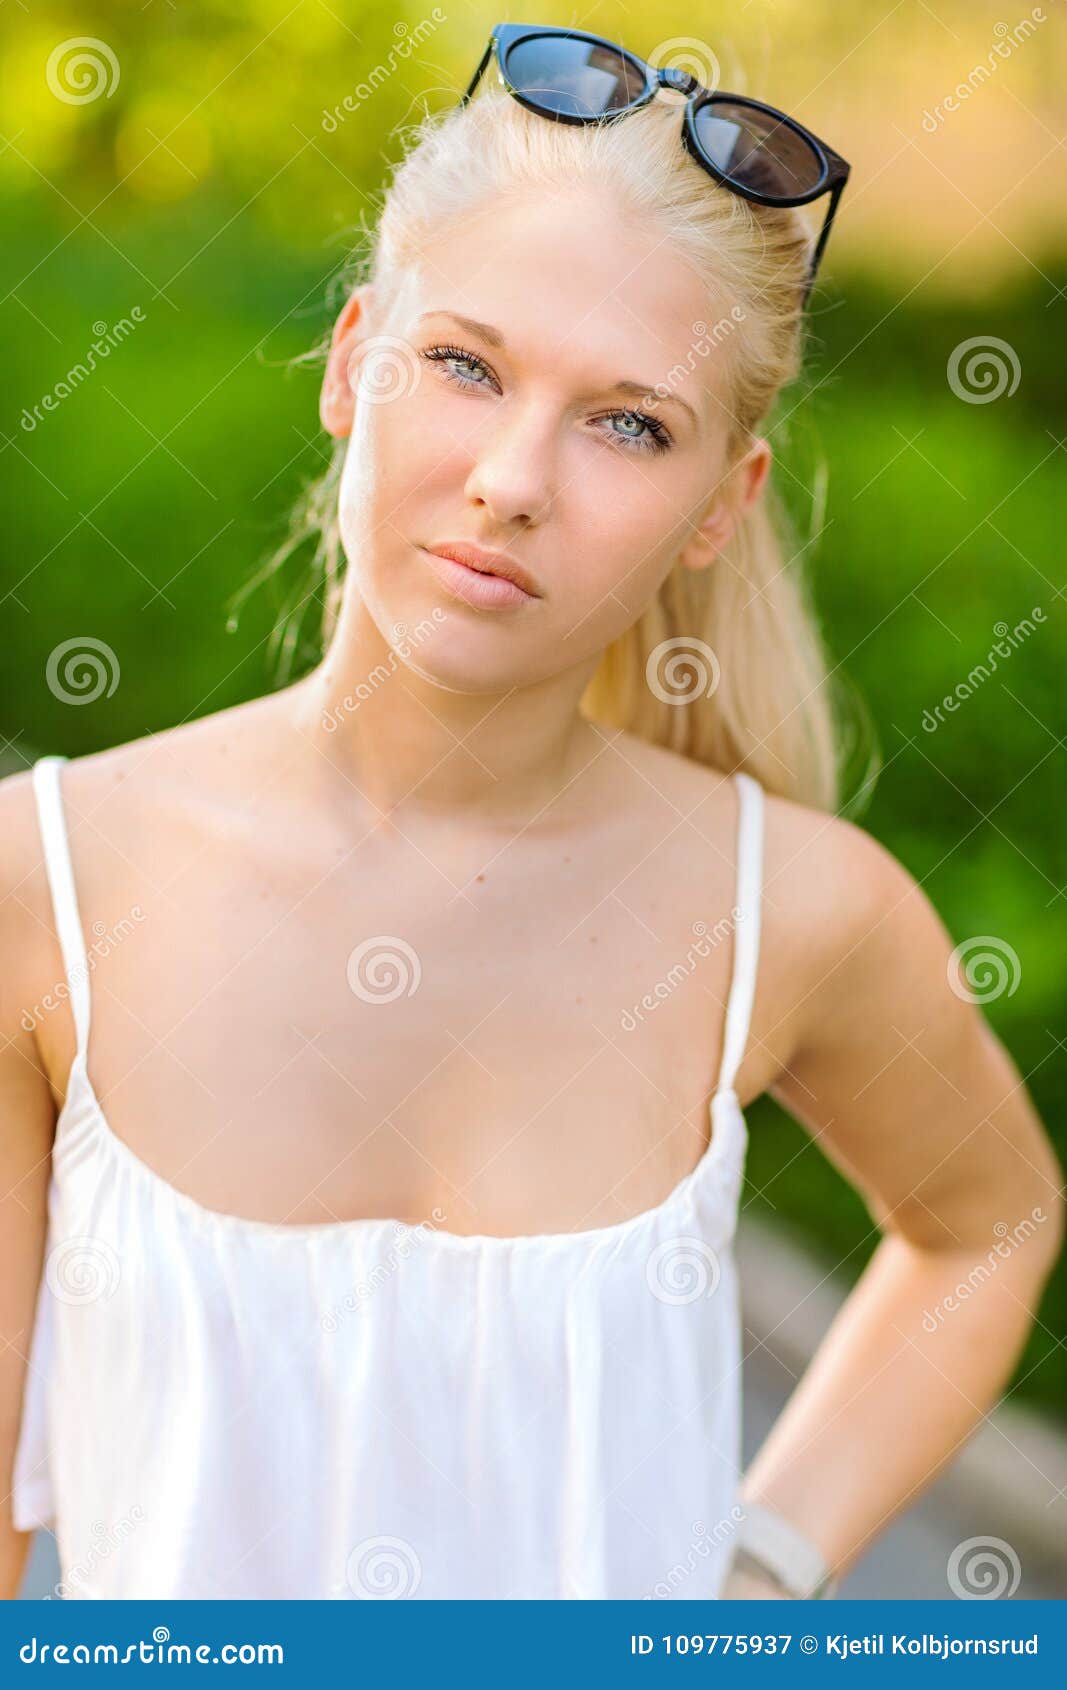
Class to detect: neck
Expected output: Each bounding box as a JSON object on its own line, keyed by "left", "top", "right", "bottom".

{"left": 288, "top": 591, "right": 610, "bottom": 830}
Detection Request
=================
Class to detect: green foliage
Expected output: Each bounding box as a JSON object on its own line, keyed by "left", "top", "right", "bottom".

{"left": 2, "top": 161, "right": 1063, "bottom": 1418}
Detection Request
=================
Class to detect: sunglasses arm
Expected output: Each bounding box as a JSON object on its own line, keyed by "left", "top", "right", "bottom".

{"left": 803, "top": 173, "right": 847, "bottom": 306}
{"left": 460, "top": 39, "right": 496, "bottom": 106}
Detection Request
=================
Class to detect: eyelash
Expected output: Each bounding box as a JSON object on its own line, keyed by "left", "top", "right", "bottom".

{"left": 419, "top": 342, "right": 674, "bottom": 456}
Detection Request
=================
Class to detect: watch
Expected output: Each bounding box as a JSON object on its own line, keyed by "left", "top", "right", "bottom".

{"left": 730, "top": 1501, "right": 838, "bottom": 1599}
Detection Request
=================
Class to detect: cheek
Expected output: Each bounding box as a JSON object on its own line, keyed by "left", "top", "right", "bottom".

{"left": 342, "top": 401, "right": 444, "bottom": 529}
{"left": 577, "top": 508, "right": 686, "bottom": 621}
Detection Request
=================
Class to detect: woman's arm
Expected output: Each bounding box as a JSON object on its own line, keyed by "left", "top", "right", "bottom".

{"left": 0, "top": 775, "right": 60, "bottom": 1598}
{"left": 728, "top": 814, "right": 1065, "bottom": 1595}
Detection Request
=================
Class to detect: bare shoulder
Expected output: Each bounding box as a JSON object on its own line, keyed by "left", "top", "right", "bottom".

{"left": 0, "top": 696, "right": 279, "bottom": 978}
{"left": 3, "top": 692, "right": 284, "bottom": 844}
{"left": 606, "top": 730, "right": 957, "bottom": 1070}
{"left": 743, "top": 776, "right": 1062, "bottom": 1257}
{"left": 605, "top": 725, "right": 906, "bottom": 939}
{"left": 755, "top": 777, "right": 965, "bottom": 1055}
{"left": 761, "top": 783, "right": 923, "bottom": 972}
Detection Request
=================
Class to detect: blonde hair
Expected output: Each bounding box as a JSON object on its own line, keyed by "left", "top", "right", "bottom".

{"left": 238, "top": 89, "right": 878, "bottom": 815}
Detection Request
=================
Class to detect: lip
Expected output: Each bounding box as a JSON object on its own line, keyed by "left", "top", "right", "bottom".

{"left": 422, "top": 541, "right": 542, "bottom": 608}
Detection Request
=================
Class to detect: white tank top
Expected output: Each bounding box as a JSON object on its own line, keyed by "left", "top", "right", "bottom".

{"left": 13, "top": 753, "right": 765, "bottom": 1600}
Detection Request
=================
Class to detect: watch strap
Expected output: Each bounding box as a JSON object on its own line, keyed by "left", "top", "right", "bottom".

{"left": 732, "top": 1501, "right": 836, "bottom": 1599}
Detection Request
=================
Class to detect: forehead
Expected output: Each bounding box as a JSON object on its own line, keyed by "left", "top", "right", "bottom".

{"left": 408, "top": 193, "right": 732, "bottom": 424}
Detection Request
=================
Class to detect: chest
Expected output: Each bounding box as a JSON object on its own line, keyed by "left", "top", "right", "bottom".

{"left": 47, "top": 804, "right": 760, "bottom": 1234}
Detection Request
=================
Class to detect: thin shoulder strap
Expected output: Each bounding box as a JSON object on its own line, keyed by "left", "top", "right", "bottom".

{"left": 31, "top": 755, "right": 92, "bottom": 1057}
{"left": 716, "top": 770, "right": 765, "bottom": 1096}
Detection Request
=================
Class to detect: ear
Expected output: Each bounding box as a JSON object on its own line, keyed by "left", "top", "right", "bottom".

{"left": 320, "top": 283, "right": 376, "bottom": 438}
{"left": 677, "top": 436, "right": 773, "bottom": 573}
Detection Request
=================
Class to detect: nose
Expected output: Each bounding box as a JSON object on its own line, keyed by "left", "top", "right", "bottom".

{"left": 462, "top": 400, "right": 557, "bottom": 527}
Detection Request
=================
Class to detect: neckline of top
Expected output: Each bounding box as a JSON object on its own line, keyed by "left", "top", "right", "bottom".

{"left": 33, "top": 751, "right": 764, "bottom": 1252}
{"left": 64, "top": 1044, "right": 749, "bottom": 1251}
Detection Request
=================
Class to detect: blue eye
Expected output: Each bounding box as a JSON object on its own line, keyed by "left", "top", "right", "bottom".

{"left": 422, "top": 343, "right": 493, "bottom": 390}
{"left": 419, "top": 343, "right": 674, "bottom": 455}
{"left": 600, "top": 408, "right": 673, "bottom": 453}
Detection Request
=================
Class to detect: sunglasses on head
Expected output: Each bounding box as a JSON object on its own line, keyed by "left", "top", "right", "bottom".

{"left": 459, "top": 23, "right": 851, "bottom": 308}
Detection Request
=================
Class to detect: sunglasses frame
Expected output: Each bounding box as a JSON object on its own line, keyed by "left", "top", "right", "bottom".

{"left": 459, "top": 23, "right": 851, "bottom": 306}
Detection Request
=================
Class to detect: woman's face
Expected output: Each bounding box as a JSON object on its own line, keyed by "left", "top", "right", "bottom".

{"left": 323, "top": 191, "right": 768, "bottom": 693}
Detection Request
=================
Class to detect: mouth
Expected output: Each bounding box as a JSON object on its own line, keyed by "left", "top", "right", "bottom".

{"left": 421, "top": 542, "right": 542, "bottom": 610}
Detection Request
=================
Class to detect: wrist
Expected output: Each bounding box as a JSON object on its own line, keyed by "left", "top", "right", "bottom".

{"left": 728, "top": 1500, "right": 838, "bottom": 1600}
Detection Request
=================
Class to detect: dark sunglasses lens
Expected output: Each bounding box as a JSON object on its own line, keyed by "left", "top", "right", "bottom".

{"left": 504, "top": 35, "right": 646, "bottom": 118}
{"left": 694, "top": 100, "right": 824, "bottom": 199}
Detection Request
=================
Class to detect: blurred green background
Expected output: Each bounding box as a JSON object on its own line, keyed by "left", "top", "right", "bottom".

{"left": 1, "top": 2, "right": 1064, "bottom": 1423}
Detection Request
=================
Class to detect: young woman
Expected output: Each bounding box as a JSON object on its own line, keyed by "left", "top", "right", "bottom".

{"left": 2, "top": 30, "right": 1062, "bottom": 1602}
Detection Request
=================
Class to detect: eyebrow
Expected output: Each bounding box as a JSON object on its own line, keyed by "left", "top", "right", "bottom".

{"left": 415, "top": 310, "right": 700, "bottom": 427}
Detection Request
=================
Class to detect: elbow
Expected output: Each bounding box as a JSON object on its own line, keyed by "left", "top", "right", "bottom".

{"left": 1037, "top": 1192, "right": 1066, "bottom": 1274}
{"left": 1034, "top": 1132, "right": 1067, "bottom": 1270}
